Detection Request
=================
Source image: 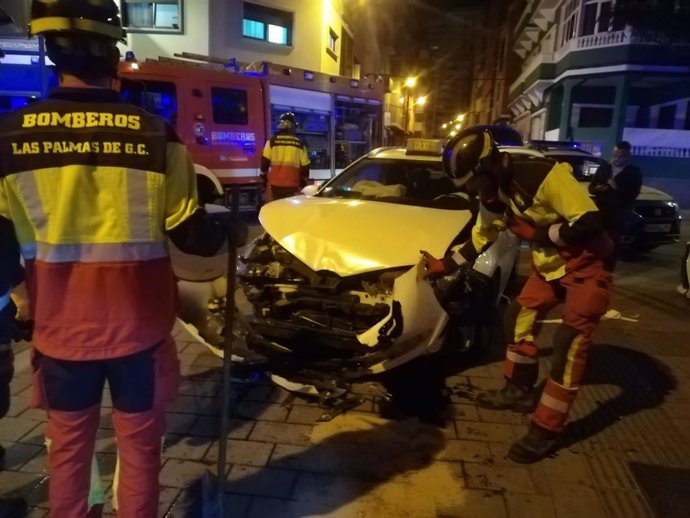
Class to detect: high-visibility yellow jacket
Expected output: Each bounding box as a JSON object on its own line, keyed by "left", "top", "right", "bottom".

{"left": 455, "top": 156, "right": 605, "bottom": 281}
{"left": 261, "top": 133, "right": 310, "bottom": 187}
{"left": 0, "top": 88, "right": 205, "bottom": 361}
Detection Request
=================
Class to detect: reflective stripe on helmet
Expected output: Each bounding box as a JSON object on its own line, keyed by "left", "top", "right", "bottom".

{"left": 30, "top": 16, "right": 125, "bottom": 41}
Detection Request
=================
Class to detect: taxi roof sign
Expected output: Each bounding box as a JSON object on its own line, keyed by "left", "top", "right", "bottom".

{"left": 406, "top": 138, "right": 444, "bottom": 156}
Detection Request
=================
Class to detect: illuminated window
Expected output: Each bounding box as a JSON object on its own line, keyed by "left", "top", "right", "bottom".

{"left": 242, "top": 2, "right": 292, "bottom": 46}
{"left": 122, "top": 0, "right": 183, "bottom": 33}
{"left": 328, "top": 28, "right": 338, "bottom": 53}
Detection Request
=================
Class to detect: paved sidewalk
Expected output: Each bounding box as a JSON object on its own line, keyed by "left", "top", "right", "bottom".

{"left": 1, "top": 241, "right": 689, "bottom": 517}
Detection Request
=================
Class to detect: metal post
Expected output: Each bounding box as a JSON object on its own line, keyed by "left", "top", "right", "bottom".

{"left": 215, "top": 186, "right": 239, "bottom": 515}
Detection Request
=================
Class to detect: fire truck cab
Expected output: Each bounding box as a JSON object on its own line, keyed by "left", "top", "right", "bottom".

{"left": 117, "top": 54, "right": 386, "bottom": 212}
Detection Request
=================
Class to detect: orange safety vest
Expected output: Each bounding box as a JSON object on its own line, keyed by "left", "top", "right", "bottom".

{"left": 262, "top": 133, "right": 310, "bottom": 187}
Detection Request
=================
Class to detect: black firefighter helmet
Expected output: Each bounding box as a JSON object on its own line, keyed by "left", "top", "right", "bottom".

{"left": 278, "top": 112, "right": 297, "bottom": 132}
{"left": 29, "top": 0, "right": 126, "bottom": 79}
{"left": 442, "top": 127, "right": 498, "bottom": 186}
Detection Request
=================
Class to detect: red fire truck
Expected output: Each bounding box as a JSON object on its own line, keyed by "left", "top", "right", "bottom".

{"left": 116, "top": 53, "right": 386, "bottom": 211}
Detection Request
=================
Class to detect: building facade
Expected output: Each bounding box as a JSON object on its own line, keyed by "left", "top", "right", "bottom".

{"left": 509, "top": 0, "right": 690, "bottom": 184}
{"left": 111, "top": 0, "right": 366, "bottom": 77}
{"left": 468, "top": 0, "right": 524, "bottom": 127}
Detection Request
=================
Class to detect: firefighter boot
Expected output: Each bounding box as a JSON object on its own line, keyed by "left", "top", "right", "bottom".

{"left": 475, "top": 379, "right": 535, "bottom": 413}
{"left": 508, "top": 422, "right": 560, "bottom": 464}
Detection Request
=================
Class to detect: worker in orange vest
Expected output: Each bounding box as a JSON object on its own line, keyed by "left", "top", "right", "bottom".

{"left": 261, "top": 112, "right": 311, "bottom": 201}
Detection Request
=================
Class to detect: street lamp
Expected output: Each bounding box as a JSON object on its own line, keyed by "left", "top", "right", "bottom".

{"left": 416, "top": 96, "right": 427, "bottom": 106}
{"left": 404, "top": 76, "right": 417, "bottom": 88}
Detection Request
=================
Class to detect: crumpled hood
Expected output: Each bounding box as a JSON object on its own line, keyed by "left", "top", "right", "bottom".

{"left": 637, "top": 185, "right": 674, "bottom": 202}
{"left": 259, "top": 196, "right": 471, "bottom": 276}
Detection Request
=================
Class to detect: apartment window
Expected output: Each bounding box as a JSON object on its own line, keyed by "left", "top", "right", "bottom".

{"left": 122, "top": 0, "right": 183, "bottom": 33}
{"left": 581, "top": 1, "right": 613, "bottom": 35}
{"left": 560, "top": 0, "right": 580, "bottom": 46}
{"left": 211, "top": 87, "right": 248, "bottom": 125}
{"left": 658, "top": 104, "right": 677, "bottom": 129}
{"left": 578, "top": 106, "right": 613, "bottom": 127}
{"left": 340, "top": 31, "right": 354, "bottom": 77}
{"left": 242, "top": 2, "right": 293, "bottom": 46}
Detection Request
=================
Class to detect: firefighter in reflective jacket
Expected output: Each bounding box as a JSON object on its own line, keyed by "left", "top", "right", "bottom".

{"left": 0, "top": 2, "right": 241, "bottom": 517}
{"left": 422, "top": 127, "right": 612, "bottom": 464}
{"left": 261, "top": 112, "right": 311, "bottom": 201}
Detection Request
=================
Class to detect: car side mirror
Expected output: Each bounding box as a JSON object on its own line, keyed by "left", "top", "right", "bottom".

{"left": 301, "top": 184, "right": 319, "bottom": 196}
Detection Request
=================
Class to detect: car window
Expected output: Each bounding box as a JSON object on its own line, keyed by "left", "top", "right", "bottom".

{"left": 546, "top": 154, "right": 605, "bottom": 182}
{"left": 319, "top": 158, "right": 465, "bottom": 208}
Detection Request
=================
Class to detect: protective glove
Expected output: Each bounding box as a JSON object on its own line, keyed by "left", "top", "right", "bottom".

{"left": 507, "top": 213, "right": 537, "bottom": 242}
{"left": 420, "top": 250, "right": 447, "bottom": 278}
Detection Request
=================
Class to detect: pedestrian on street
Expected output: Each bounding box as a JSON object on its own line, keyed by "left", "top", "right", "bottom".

{"left": 588, "top": 141, "right": 642, "bottom": 271}
{"left": 422, "top": 127, "right": 612, "bottom": 463}
{"left": 0, "top": 1, "right": 240, "bottom": 517}
{"left": 261, "top": 112, "right": 311, "bottom": 201}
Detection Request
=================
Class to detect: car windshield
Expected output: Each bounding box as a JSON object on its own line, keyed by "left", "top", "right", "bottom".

{"left": 548, "top": 154, "right": 606, "bottom": 182}
{"left": 317, "top": 158, "right": 469, "bottom": 209}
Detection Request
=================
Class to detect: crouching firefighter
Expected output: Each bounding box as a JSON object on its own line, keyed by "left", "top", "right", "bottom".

{"left": 422, "top": 127, "right": 612, "bottom": 463}
{"left": 0, "top": 1, "right": 245, "bottom": 517}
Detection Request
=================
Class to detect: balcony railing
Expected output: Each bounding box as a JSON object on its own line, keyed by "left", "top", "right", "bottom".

{"left": 577, "top": 29, "right": 629, "bottom": 49}
{"left": 623, "top": 128, "right": 690, "bottom": 158}
{"left": 631, "top": 146, "right": 690, "bottom": 158}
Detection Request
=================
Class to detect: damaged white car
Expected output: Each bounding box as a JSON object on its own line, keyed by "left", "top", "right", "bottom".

{"left": 177, "top": 140, "right": 520, "bottom": 399}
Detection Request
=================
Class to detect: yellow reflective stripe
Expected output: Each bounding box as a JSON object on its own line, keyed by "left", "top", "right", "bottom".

{"left": 563, "top": 333, "right": 584, "bottom": 388}
{"left": 514, "top": 307, "right": 537, "bottom": 343}
{"left": 165, "top": 142, "right": 199, "bottom": 231}
{"left": 30, "top": 17, "right": 125, "bottom": 41}
{"left": 479, "top": 131, "right": 493, "bottom": 160}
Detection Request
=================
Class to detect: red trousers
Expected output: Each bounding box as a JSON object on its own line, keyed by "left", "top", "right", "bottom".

{"left": 503, "top": 262, "right": 611, "bottom": 432}
{"left": 32, "top": 338, "right": 180, "bottom": 518}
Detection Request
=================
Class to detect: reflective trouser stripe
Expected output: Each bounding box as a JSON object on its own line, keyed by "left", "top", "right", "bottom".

{"left": 506, "top": 350, "right": 538, "bottom": 364}
{"left": 533, "top": 379, "right": 578, "bottom": 432}
{"left": 504, "top": 340, "right": 539, "bottom": 389}
{"left": 513, "top": 306, "right": 538, "bottom": 344}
